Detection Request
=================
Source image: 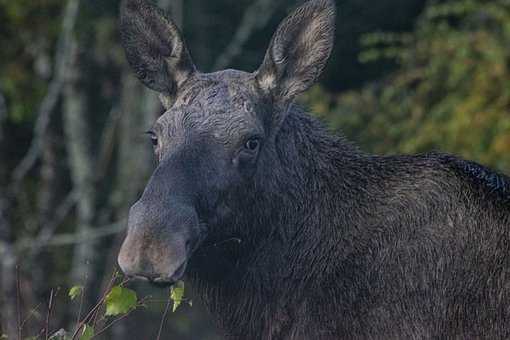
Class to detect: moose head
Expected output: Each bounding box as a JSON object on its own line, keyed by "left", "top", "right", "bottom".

{"left": 117, "top": 0, "right": 336, "bottom": 285}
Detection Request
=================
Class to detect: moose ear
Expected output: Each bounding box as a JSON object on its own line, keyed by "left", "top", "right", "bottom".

{"left": 256, "top": 0, "right": 335, "bottom": 105}
{"left": 120, "top": 0, "right": 196, "bottom": 105}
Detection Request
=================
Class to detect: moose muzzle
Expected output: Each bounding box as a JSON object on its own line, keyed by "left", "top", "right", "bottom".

{"left": 118, "top": 199, "right": 201, "bottom": 285}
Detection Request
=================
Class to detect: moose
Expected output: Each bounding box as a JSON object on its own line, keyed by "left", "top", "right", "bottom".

{"left": 117, "top": 0, "right": 510, "bottom": 338}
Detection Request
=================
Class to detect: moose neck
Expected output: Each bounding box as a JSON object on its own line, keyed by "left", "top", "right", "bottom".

{"left": 189, "top": 105, "right": 370, "bottom": 338}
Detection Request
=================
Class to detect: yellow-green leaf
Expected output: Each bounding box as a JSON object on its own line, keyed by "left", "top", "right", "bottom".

{"left": 105, "top": 286, "right": 137, "bottom": 316}
{"left": 170, "top": 281, "right": 185, "bottom": 312}
{"left": 68, "top": 286, "right": 83, "bottom": 301}
{"left": 79, "top": 325, "right": 94, "bottom": 340}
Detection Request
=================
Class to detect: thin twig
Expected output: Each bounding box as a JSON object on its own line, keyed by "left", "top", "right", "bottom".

{"left": 28, "top": 102, "right": 121, "bottom": 260}
{"left": 91, "top": 298, "right": 147, "bottom": 339}
{"left": 10, "top": 0, "right": 81, "bottom": 191}
{"left": 16, "top": 265, "right": 22, "bottom": 340}
{"left": 19, "top": 302, "right": 43, "bottom": 330}
{"left": 94, "top": 103, "right": 122, "bottom": 182}
{"left": 156, "top": 298, "right": 172, "bottom": 340}
{"left": 142, "top": 297, "right": 192, "bottom": 305}
{"left": 0, "top": 90, "right": 6, "bottom": 119}
{"left": 0, "top": 89, "right": 6, "bottom": 142}
{"left": 23, "top": 101, "right": 122, "bottom": 260}
{"left": 200, "top": 237, "right": 243, "bottom": 252}
{"left": 0, "top": 229, "right": 17, "bottom": 339}
{"left": 76, "top": 281, "right": 85, "bottom": 330}
{"left": 70, "top": 273, "right": 120, "bottom": 340}
{"left": 15, "top": 220, "right": 126, "bottom": 252}
{"left": 212, "top": 0, "right": 280, "bottom": 70}
{"left": 29, "top": 189, "right": 79, "bottom": 257}
{"left": 91, "top": 272, "right": 121, "bottom": 330}
{"left": 91, "top": 309, "right": 133, "bottom": 339}
{"left": 45, "top": 289, "right": 54, "bottom": 340}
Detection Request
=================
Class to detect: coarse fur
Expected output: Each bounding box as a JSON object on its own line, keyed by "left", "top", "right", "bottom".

{"left": 117, "top": 0, "right": 510, "bottom": 339}
{"left": 190, "top": 106, "right": 510, "bottom": 339}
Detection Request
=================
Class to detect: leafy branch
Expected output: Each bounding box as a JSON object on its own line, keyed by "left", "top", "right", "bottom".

{"left": 12, "top": 272, "right": 190, "bottom": 340}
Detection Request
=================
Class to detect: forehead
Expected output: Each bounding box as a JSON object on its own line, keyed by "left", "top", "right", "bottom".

{"left": 176, "top": 70, "right": 258, "bottom": 109}
{"left": 155, "top": 70, "right": 265, "bottom": 142}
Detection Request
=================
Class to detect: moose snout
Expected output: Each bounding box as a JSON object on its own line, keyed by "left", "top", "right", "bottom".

{"left": 117, "top": 200, "right": 201, "bottom": 285}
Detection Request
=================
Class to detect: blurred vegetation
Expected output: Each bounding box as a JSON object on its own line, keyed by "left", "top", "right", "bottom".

{"left": 0, "top": 0, "right": 62, "bottom": 123}
{"left": 306, "top": 0, "right": 510, "bottom": 172}
{"left": 1, "top": 0, "right": 509, "bottom": 338}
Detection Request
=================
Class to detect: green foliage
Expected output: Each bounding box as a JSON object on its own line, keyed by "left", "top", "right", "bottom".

{"left": 0, "top": 0, "right": 63, "bottom": 122}
{"left": 105, "top": 285, "right": 138, "bottom": 316}
{"left": 170, "top": 281, "right": 185, "bottom": 312}
{"left": 68, "top": 285, "right": 84, "bottom": 300}
{"left": 310, "top": 0, "right": 510, "bottom": 173}
{"left": 79, "top": 325, "right": 94, "bottom": 340}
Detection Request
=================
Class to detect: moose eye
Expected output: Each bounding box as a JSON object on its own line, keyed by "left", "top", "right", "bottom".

{"left": 244, "top": 138, "right": 260, "bottom": 151}
{"left": 146, "top": 131, "right": 158, "bottom": 147}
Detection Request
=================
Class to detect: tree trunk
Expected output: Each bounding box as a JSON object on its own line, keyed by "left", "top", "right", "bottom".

{"left": 63, "top": 38, "right": 98, "bottom": 309}
{"left": 0, "top": 90, "right": 18, "bottom": 340}
{"left": 0, "top": 210, "right": 17, "bottom": 340}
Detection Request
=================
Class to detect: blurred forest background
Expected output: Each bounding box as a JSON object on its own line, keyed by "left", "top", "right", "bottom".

{"left": 1, "top": 0, "right": 509, "bottom": 339}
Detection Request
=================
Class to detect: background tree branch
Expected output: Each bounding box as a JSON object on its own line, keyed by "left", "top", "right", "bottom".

{"left": 10, "top": 0, "right": 81, "bottom": 190}
{"left": 212, "top": 0, "right": 280, "bottom": 70}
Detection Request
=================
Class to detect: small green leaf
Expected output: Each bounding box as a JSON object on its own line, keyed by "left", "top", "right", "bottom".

{"left": 105, "top": 286, "right": 138, "bottom": 316}
{"left": 68, "top": 286, "right": 83, "bottom": 300}
{"left": 170, "top": 280, "right": 185, "bottom": 312}
{"left": 79, "top": 325, "right": 94, "bottom": 340}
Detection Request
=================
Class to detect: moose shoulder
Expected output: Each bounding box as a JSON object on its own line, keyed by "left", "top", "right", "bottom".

{"left": 117, "top": 0, "right": 510, "bottom": 339}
